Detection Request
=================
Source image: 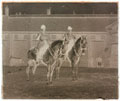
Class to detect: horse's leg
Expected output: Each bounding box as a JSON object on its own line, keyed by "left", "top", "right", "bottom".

{"left": 32, "top": 61, "right": 38, "bottom": 75}
{"left": 56, "top": 67, "right": 60, "bottom": 80}
{"left": 47, "top": 65, "right": 51, "bottom": 84}
{"left": 55, "top": 67, "right": 60, "bottom": 80}
{"left": 26, "top": 65, "right": 31, "bottom": 81}
{"left": 55, "top": 59, "right": 62, "bottom": 80}
{"left": 49, "top": 61, "right": 56, "bottom": 84}
{"left": 75, "top": 57, "right": 81, "bottom": 80}
{"left": 75, "top": 65, "right": 79, "bottom": 80}
{"left": 54, "top": 60, "right": 58, "bottom": 79}
{"left": 54, "top": 68, "right": 57, "bottom": 79}
{"left": 71, "top": 62, "right": 76, "bottom": 81}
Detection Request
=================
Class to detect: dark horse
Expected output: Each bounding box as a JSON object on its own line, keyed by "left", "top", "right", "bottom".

{"left": 68, "top": 35, "right": 87, "bottom": 80}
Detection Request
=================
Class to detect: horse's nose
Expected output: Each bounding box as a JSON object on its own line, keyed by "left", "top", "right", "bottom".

{"left": 82, "top": 50, "right": 86, "bottom": 55}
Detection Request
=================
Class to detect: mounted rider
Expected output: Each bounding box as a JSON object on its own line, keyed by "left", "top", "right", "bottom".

{"left": 27, "top": 25, "right": 48, "bottom": 61}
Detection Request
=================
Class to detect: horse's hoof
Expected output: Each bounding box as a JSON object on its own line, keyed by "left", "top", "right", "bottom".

{"left": 72, "top": 78, "right": 76, "bottom": 81}
{"left": 46, "top": 82, "right": 53, "bottom": 86}
{"left": 26, "top": 79, "right": 29, "bottom": 81}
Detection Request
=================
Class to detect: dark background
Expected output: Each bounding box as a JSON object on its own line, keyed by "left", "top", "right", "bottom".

{"left": 3, "top": 3, "right": 118, "bottom": 15}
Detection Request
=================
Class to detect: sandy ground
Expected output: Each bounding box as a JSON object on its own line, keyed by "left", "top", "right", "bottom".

{"left": 2, "top": 66, "right": 118, "bottom": 99}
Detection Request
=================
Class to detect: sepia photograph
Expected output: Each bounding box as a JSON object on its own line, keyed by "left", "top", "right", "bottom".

{"left": 2, "top": 1, "right": 118, "bottom": 99}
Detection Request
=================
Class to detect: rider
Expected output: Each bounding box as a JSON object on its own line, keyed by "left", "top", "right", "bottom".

{"left": 28, "top": 25, "right": 47, "bottom": 61}
{"left": 36, "top": 25, "right": 47, "bottom": 49}
{"left": 67, "top": 26, "right": 76, "bottom": 40}
{"left": 62, "top": 26, "right": 76, "bottom": 60}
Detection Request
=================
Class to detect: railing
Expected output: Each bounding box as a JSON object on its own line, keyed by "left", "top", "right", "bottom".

{"left": 3, "top": 31, "right": 107, "bottom": 35}
{"left": 9, "top": 14, "right": 118, "bottom": 17}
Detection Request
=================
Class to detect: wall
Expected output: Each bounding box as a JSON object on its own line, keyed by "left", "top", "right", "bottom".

{"left": 2, "top": 34, "right": 10, "bottom": 65}
{"left": 87, "top": 33, "right": 107, "bottom": 67}
{"left": 3, "top": 16, "right": 117, "bottom": 32}
{"left": 106, "top": 22, "right": 118, "bottom": 68}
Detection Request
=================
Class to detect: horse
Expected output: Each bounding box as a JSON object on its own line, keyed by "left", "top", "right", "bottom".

{"left": 26, "top": 33, "right": 69, "bottom": 84}
{"left": 68, "top": 35, "right": 87, "bottom": 80}
{"left": 54, "top": 32, "right": 76, "bottom": 79}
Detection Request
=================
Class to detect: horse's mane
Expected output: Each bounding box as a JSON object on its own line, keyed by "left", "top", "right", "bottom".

{"left": 74, "top": 37, "right": 81, "bottom": 50}
{"left": 75, "top": 37, "right": 81, "bottom": 46}
{"left": 50, "top": 40, "right": 63, "bottom": 49}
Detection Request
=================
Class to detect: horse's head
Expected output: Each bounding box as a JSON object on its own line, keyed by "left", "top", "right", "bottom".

{"left": 80, "top": 35, "right": 87, "bottom": 55}
{"left": 75, "top": 35, "right": 87, "bottom": 56}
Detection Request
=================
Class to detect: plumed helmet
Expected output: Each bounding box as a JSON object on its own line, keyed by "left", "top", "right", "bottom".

{"left": 41, "top": 24, "right": 46, "bottom": 30}
{"left": 67, "top": 26, "right": 72, "bottom": 31}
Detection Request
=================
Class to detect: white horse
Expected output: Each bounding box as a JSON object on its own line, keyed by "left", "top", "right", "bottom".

{"left": 68, "top": 35, "right": 87, "bottom": 80}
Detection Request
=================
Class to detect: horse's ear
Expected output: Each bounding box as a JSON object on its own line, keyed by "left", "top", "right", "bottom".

{"left": 79, "top": 35, "right": 82, "bottom": 39}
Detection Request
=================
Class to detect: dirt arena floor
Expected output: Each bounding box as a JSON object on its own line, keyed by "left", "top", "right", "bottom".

{"left": 2, "top": 66, "right": 118, "bottom": 99}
